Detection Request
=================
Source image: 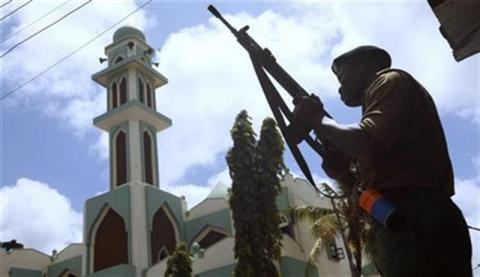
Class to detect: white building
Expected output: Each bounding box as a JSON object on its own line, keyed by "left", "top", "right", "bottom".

{"left": 1, "top": 26, "right": 353, "bottom": 277}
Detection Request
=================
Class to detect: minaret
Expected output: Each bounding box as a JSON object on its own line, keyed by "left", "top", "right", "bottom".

{"left": 84, "top": 26, "right": 180, "bottom": 277}
{"left": 92, "top": 26, "right": 171, "bottom": 189}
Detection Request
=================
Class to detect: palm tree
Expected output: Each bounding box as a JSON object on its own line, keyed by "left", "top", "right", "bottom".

{"left": 291, "top": 183, "right": 374, "bottom": 277}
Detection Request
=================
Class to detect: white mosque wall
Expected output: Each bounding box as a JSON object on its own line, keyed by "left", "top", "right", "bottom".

{"left": 1, "top": 248, "right": 50, "bottom": 276}
{"left": 283, "top": 175, "right": 351, "bottom": 276}
{"left": 281, "top": 234, "right": 306, "bottom": 261}
{"left": 54, "top": 243, "right": 84, "bottom": 263}
{"left": 192, "top": 237, "right": 235, "bottom": 274}
{"left": 145, "top": 258, "right": 168, "bottom": 277}
{"left": 187, "top": 198, "right": 229, "bottom": 220}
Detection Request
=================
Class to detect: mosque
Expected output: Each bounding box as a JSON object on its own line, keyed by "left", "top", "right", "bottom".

{"left": 0, "top": 26, "right": 352, "bottom": 277}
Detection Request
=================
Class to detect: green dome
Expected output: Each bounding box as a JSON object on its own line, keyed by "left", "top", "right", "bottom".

{"left": 113, "top": 26, "right": 146, "bottom": 42}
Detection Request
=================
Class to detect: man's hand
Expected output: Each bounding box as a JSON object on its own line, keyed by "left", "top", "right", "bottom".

{"left": 292, "top": 94, "right": 325, "bottom": 129}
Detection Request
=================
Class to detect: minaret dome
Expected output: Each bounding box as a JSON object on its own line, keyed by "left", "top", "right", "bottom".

{"left": 113, "top": 26, "right": 146, "bottom": 43}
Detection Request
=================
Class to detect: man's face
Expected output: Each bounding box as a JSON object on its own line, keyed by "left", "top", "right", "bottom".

{"left": 336, "top": 63, "right": 370, "bottom": 107}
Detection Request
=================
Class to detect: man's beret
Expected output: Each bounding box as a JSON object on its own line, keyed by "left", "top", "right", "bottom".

{"left": 331, "top": 45, "right": 391, "bottom": 75}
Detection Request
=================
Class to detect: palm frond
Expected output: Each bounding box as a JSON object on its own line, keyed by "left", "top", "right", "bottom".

{"left": 310, "top": 214, "right": 338, "bottom": 242}
{"left": 303, "top": 239, "right": 326, "bottom": 277}
{"left": 290, "top": 206, "right": 334, "bottom": 224}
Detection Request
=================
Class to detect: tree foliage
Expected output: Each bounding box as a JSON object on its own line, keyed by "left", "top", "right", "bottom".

{"left": 227, "top": 110, "right": 258, "bottom": 277}
{"left": 291, "top": 183, "right": 373, "bottom": 277}
{"left": 164, "top": 243, "right": 192, "bottom": 277}
{"left": 252, "top": 117, "right": 286, "bottom": 276}
{"left": 227, "top": 111, "right": 286, "bottom": 277}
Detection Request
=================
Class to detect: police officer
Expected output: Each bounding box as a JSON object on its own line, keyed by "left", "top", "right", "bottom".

{"left": 292, "top": 46, "right": 472, "bottom": 276}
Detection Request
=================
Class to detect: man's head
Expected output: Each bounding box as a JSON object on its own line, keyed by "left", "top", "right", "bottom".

{"left": 332, "top": 46, "right": 391, "bottom": 107}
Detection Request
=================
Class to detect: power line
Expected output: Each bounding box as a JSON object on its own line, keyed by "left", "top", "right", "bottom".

{"left": 1, "top": 0, "right": 71, "bottom": 43}
{"left": 469, "top": 225, "right": 480, "bottom": 231}
{"left": 0, "top": 0, "right": 33, "bottom": 22}
{"left": 0, "top": 0, "right": 92, "bottom": 59}
{"left": 0, "top": 0, "right": 153, "bottom": 101}
{"left": 0, "top": 0, "right": 13, "bottom": 9}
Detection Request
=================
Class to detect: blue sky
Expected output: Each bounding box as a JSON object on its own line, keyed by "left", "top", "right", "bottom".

{"left": 1, "top": 0, "right": 479, "bottom": 266}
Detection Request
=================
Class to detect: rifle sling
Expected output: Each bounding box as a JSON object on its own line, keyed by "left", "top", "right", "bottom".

{"left": 250, "top": 53, "right": 320, "bottom": 191}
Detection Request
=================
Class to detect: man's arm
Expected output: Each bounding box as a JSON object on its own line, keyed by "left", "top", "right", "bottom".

{"left": 313, "top": 116, "right": 374, "bottom": 159}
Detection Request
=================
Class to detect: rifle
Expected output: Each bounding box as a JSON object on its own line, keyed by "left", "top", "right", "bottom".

{"left": 208, "top": 5, "right": 335, "bottom": 193}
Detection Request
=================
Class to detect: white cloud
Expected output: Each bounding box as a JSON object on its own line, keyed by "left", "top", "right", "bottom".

{"left": 162, "top": 183, "right": 213, "bottom": 210}
{"left": 452, "top": 178, "right": 480, "bottom": 267}
{"left": 1, "top": 1, "right": 151, "bottom": 155}
{"left": 0, "top": 178, "right": 83, "bottom": 254}
{"left": 206, "top": 167, "right": 231, "bottom": 187}
{"left": 160, "top": 168, "right": 231, "bottom": 209}
{"left": 4, "top": 2, "right": 477, "bottom": 204}
{"left": 154, "top": 3, "right": 478, "bottom": 186}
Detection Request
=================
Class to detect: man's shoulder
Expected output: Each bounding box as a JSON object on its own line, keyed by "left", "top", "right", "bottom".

{"left": 375, "top": 68, "right": 412, "bottom": 84}
{"left": 366, "top": 68, "right": 415, "bottom": 97}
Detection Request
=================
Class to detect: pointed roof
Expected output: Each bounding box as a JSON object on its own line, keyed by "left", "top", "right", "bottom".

{"left": 206, "top": 182, "right": 230, "bottom": 200}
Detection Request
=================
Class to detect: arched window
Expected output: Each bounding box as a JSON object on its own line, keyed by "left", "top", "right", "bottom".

{"left": 197, "top": 230, "right": 227, "bottom": 249}
{"left": 120, "top": 78, "right": 127, "bottom": 105}
{"left": 111, "top": 82, "right": 118, "bottom": 109}
{"left": 93, "top": 208, "right": 128, "bottom": 272}
{"left": 146, "top": 83, "right": 152, "bottom": 108}
{"left": 60, "top": 269, "right": 80, "bottom": 277}
{"left": 143, "top": 131, "right": 153, "bottom": 185}
{"left": 279, "top": 214, "right": 294, "bottom": 239}
{"left": 138, "top": 78, "right": 144, "bottom": 103}
{"left": 157, "top": 246, "right": 169, "bottom": 262}
{"left": 115, "top": 131, "right": 127, "bottom": 186}
{"left": 150, "top": 207, "right": 177, "bottom": 265}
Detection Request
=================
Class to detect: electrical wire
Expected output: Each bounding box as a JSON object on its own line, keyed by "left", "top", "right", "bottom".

{"left": 1, "top": 0, "right": 71, "bottom": 43}
{"left": 0, "top": 0, "right": 33, "bottom": 22}
{"left": 468, "top": 225, "right": 480, "bottom": 231}
{"left": 0, "top": 0, "right": 153, "bottom": 101}
{"left": 0, "top": 0, "right": 13, "bottom": 9}
{"left": 0, "top": 0, "right": 92, "bottom": 59}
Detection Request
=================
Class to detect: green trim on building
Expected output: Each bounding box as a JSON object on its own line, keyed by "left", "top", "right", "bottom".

{"left": 84, "top": 185, "right": 131, "bottom": 273}
{"left": 145, "top": 187, "right": 184, "bottom": 234}
{"left": 145, "top": 186, "right": 185, "bottom": 265}
{"left": 9, "top": 267, "right": 43, "bottom": 277}
{"left": 85, "top": 264, "right": 135, "bottom": 277}
{"left": 195, "top": 263, "right": 235, "bottom": 277}
{"left": 94, "top": 100, "right": 172, "bottom": 127}
{"left": 139, "top": 121, "right": 159, "bottom": 187}
{"left": 362, "top": 263, "right": 379, "bottom": 276}
{"left": 280, "top": 256, "right": 318, "bottom": 277}
{"left": 276, "top": 187, "right": 290, "bottom": 211}
{"left": 47, "top": 255, "right": 82, "bottom": 277}
{"left": 184, "top": 209, "right": 232, "bottom": 244}
{"left": 109, "top": 122, "right": 130, "bottom": 189}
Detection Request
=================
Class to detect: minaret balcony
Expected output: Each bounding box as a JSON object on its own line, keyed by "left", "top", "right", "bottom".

{"left": 92, "top": 56, "right": 168, "bottom": 89}
{"left": 93, "top": 100, "right": 171, "bottom": 132}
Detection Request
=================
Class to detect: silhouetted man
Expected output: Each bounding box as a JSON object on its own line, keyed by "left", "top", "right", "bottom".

{"left": 292, "top": 46, "right": 472, "bottom": 277}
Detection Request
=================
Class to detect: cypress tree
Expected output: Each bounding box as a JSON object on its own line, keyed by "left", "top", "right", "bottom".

{"left": 227, "top": 110, "right": 258, "bottom": 277}
{"left": 227, "top": 112, "right": 286, "bottom": 276}
{"left": 164, "top": 243, "right": 192, "bottom": 277}
{"left": 253, "top": 117, "right": 285, "bottom": 277}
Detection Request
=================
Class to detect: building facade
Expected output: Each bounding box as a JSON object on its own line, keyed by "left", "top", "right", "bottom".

{"left": 1, "top": 26, "right": 352, "bottom": 277}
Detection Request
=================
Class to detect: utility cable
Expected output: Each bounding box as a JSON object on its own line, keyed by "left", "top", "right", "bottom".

{"left": 1, "top": 0, "right": 71, "bottom": 43}
{"left": 0, "top": 0, "right": 153, "bottom": 101}
{"left": 0, "top": 0, "right": 33, "bottom": 22}
{"left": 0, "top": 0, "right": 92, "bottom": 59}
{"left": 468, "top": 225, "right": 480, "bottom": 231}
{"left": 0, "top": 0, "right": 13, "bottom": 9}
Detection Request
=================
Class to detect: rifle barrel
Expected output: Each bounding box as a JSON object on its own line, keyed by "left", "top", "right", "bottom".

{"left": 208, "top": 5, "right": 238, "bottom": 36}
